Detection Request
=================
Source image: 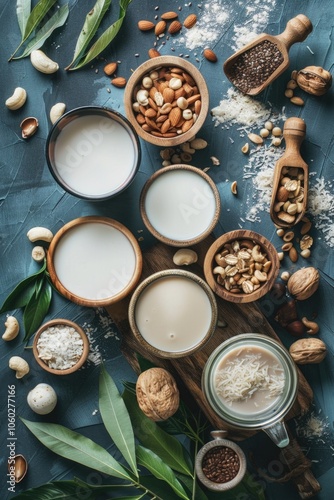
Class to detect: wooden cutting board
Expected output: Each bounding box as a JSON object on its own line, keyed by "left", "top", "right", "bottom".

{"left": 106, "top": 235, "right": 320, "bottom": 498}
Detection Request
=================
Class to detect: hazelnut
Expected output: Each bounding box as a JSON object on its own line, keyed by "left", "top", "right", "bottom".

{"left": 287, "top": 267, "right": 319, "bottom": 300}
{"left": 289, "top": 338, "right": 327, "bottom": 364}
{"left": 286, "top": 320, "right": 305, "bottom": 337}
{"left": 136, "top": 367, "right": 179, "bottom": 421}
{"left": 274, "top": 299, "right": 298, "bottom": 328}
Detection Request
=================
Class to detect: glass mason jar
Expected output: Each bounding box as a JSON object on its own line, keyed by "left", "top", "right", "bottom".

{"left": 202, "top": 333, "right": 299, "bottom": 448}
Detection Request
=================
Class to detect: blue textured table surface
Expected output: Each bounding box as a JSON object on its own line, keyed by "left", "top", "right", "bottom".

{"left": 1, "top": 1, "right": 334, "bottom": 499}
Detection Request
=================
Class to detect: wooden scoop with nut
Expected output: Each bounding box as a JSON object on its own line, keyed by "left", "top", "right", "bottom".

{"left": 223, "top": 14, "right": 312, "bottom": 95}
{"left": 270, "top": 117, "right": 308, "bottom": 228}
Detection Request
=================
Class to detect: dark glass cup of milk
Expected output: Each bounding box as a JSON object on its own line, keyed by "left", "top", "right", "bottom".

{"left": 46, "top": 106, "right": 141, "bottom": 201}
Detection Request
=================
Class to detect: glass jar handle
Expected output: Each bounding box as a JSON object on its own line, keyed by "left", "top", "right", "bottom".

{"left": 262, "top": 420, "right": 290, "bottom": 448}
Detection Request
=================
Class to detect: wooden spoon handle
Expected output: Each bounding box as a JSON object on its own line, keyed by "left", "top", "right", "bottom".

{"left": 275, "top": 15, "right": 313, "bottom": 50}
{"left": 283, "top": 117, "right": 306, "bottom": 157}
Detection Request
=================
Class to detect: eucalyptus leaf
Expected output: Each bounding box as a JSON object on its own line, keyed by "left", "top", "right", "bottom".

{"left": 139, "top": 476, "right": 185, "bottom": 500}
{"left": 16, "top": 0, "right": 31, "bottom": 37}
{"left": 12, "top": 4, "right": 69, "bottom": 59}
{"left": 123, "top": 388, "right": 193, "bottom": 477}
{"left": 99, "top": 364, "right": 138, "bottom": 477}
{"left": 66, "top": 0, "right": 111, "bottom": 70}
{"left": 0, "top": 260, "right": 46, "bottom": 314}
{"left": 136, "top": 445, "right": 189, "bottom": 500}
{"left": 67, "top": 0, "right": 133, "bottom": 70}
{"left": 20, "top": 418, "right": 133, "bottom": 481}
{"left": 9, "top": 0, "right": 58, "bottom": 59}
{"left": 23, "top": 277, "right": 52, "bottom": 340}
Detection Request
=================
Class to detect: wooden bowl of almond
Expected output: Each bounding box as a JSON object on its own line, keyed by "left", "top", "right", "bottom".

{"left": 124, "top": 56, "right": 209, "bottom": 147}
{"left": 203, "top": 230, "right": 280, "bottom": 303}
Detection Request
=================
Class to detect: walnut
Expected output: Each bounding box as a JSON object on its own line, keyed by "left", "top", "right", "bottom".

{"left": 296, "top": 66, "right": 332, "bottom": 96}
{"left": 289, "top": 338, "right": 327, "bottom": 364}
{"left": 136, "top": 367, "right": 179, "bottom": 421}
{"left": 287, "top": 267, "right": 319, "bottom": 300}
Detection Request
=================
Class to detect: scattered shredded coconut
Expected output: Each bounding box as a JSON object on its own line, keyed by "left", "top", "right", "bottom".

{"left": 232, "top": 0, "right": 277, "bottom": 50}
{"left": 212, "top": 88, "right": 272, "bottom": 127}
{"left": 295, "top": 409, "right": 330, "bottom": 441}
{"left": 37, "top": 325, "right": 84, "bottom": 370}
{"left": 308, "top": 176, "right": 334, "bottom": 247}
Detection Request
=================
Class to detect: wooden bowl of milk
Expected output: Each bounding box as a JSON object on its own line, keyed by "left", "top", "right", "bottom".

{"left": 46, "top": 106, "right": 141, "bottom": 200}
{"left": 128, "top": 269, "right": 218, "bottom": 358}
{"left": 140, "top": 164, "right": 221, "bottom": 246}
{"left": 47, "top": 216, "right": 142, "bottom": 307}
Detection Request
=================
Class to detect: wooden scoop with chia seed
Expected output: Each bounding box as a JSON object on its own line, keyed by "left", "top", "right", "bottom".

{"left": 223, "top": 15, "right": 312, "bottom": 95}
{"left": 270, "top": 117, "right": 308, "bottom": 228}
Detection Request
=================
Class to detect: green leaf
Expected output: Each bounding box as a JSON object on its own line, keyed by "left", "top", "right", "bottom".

{"left": 21, "top": 418, "right": 133, "bottom": 481}
{"left": 9, "top": 0, "right": 58, "bottom": 59}
{"left": 66, "top": 0, "right": 111, "bottom": 70}
{"left": 0, "top": 260, "right": 46, "bottom": 314}
{"left": 123, "top": 388, "right": 193, "bottom": 477}
{"left": 11, "top": 479, "right": 95, "bottom": 499}
{"left": 23, "top": 278, "right": 52, "bottom": 341}
{"left": 136, "top": 445, "right": 189, "bottom": 500}
{"left": 67, "top": 0, "right": 133, "bottom": 70}
{"left": 12, "top": 4, "right": 69, "bottom": 59}
{"left": 16, "top": 0, "right": 31, "bottom": 37}
{"left": 99, "top": 364, "right": 138, "bottom": 477}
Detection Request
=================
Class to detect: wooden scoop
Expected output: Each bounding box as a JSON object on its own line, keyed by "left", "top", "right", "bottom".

{"left": 224, "top": 15, "right": 312, "bottom": 95}
{"left": 270, "top": 117, "right": 308, "bottom": 228}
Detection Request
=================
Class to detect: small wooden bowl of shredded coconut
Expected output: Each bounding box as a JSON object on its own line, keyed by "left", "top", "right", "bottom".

{"left": 33, "top": 319, "right": 89, "bottom": 375}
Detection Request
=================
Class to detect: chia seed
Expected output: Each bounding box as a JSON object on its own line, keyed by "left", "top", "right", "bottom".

{"left": 202, "top": 446, "right": 240, "bottom": 483}
{"left": 228, "top": 40, "right": 284, "bottom": 94}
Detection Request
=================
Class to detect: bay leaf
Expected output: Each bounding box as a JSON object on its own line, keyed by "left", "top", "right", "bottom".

{"left": 136, "top": 445, "right": 190, "bottom": 500}
{"left": 20, "top": 419, "right": 133, "bottom": 481}
{"left": 67, "top": 0, "right": 132, "bottom": 70}
{"left": 0, "top": 260, "right": 46, "bottom": 314}
{"left": 99, "top": 364, "right": 138, "bottom": 477}
{"left": 23, "top": 277, "right": 52, "bottom": 341}
{"left": 13, "top": 4, "right": 69, "bottom": 59}
{"left": 66, "top": 0, "right": 111, "bottom": 70}
{"left": 16, "top": 0, "right": 31, "bottom": 37}
{"left": 122, "top": 388, "right": 193, "bottom": 477}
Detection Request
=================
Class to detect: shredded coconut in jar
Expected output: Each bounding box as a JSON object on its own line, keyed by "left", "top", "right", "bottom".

{"left": 37, "top": 324, "right": 84, "bottom": 370}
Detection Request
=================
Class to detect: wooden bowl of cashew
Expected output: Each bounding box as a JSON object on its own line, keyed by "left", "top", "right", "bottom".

{"left": 203, "top": 230, "right": 280, "bottom": 303}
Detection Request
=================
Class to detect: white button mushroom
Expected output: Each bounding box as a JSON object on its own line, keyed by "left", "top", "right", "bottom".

{"left": 27, "top": 383, "right": 57, "bottom": 415}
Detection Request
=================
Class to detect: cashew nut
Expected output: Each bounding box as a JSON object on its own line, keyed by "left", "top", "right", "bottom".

{"left": 30, "top": 50, "right": 59, "bottom": 74}
{"left": 301, "top": 317, "right": 319, "bottom": 335}
{"left": 32, "top": 245, "right": 46, "bottom": 262}
{"left": 50, "top": 103, "right": 66, "bottom": 124}
{"left": 5, "top": 87, "right": 27, "bottom": 110}
{"left": 2, "top": 316, "right": 20, "bottom": 341}
{"left": 27, "top": 227, "right": 53, "bottom": 243}
{"left": 251, "top": 245, "right": 265, "bottom": 263}
{"left": 9, "top": 356, "right": 30, "bottom": 379}
{"left": 173, "top": 248, "right": 198, "bottom": 266}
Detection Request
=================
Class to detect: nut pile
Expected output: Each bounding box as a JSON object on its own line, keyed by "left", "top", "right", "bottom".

{"left": 228, "top": 40, "right": 284, "bottom": 94}
{"left": 242, "top": 121, "right": 283, "bottom": 152}
{"left": 202, "top": 446, "right": 240, "bottom": 483}
{"left": 276, "top": 216, "right": 314, "bottom": 262}
{"left": 213, "top": 239, "right": 272, "bottom": 294}
{"left": 273, "top": 166, "right": 305, "bottom": 225}
{"left": 132, "top": 66, "right": 202, "bottom": 138}
{"left": 159, "top": 136, "right": 208, "bottom": 166}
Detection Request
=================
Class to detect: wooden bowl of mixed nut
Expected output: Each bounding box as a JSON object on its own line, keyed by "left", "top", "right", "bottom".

{"left": 33, "top": 319, "right": 90, "bottom": 375}
{"left": 124, "top": 56, "right": 209, "bottom": 147}
{"left": 203, "top": 230, "right": 280, "bottom": 303}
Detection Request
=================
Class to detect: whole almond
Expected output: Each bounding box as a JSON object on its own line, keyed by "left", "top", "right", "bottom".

{"left": 183, "top": 14, "right": 197, "bottom": 29}
{"left": 169, "top": 107, "right": 182, "bottom": 127}
{"left": 290, "top": 96, "right": 305, "bottom": 106}
{"left": 104, "top": 62, "right": 117, "bottom": 76}
{"left": 148, "top": 48, "right": 161, "bottom": 58}
{"left": 168, "top": 20, "right": 182, "bottom": 34}
{"left": 203, "top": 48, "right": 218, "bottom": 62}
{"left": 161, "top": 119, "right": 171, "bottom": 134}
{"left": 182, "top": 118, "right": 194, "bottom": 133}
{"left": 161, "top": 11, "right": 178, "bottom": 20}
{"left": 155, "top": 20, "right": 166, "bottom": 36}
{"left": 111, "top": 77, "right": 126, "bottom": 88}
{"left": 289, "top": 246, "right": 298, "bottom": 263}
{"left": 163, "top": 87, "right": 175, "bottom": 103}
{"left": 138, "top": 20, "right": 155, "bottom": 31}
